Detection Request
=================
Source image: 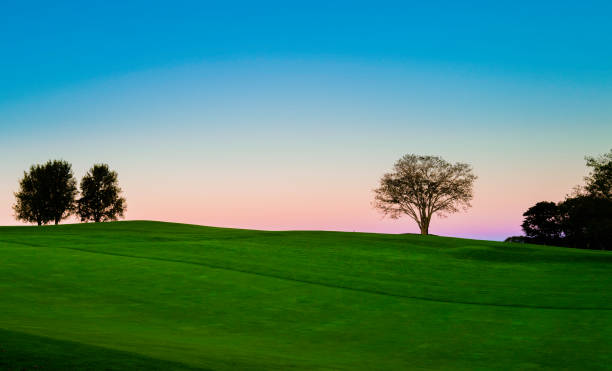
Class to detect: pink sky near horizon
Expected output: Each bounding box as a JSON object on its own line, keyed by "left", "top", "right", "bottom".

{"left": 0, "top": 151, "right": 584, "bottom": 241}
{"left": 0, "top": 153, "right": 592, "bottom": 241}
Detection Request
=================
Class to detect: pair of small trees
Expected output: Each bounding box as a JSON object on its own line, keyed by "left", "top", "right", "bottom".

{"left": 13, "top": 160, "right": 126, "bottom": 225}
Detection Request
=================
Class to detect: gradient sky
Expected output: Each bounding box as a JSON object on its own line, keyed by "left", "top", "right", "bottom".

{"left": 1, "top": 1, "right": 611, "bottom": 240}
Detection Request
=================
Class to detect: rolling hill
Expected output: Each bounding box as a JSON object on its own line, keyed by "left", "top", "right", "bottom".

{"left": 0, "top": 221, "right": 611, "bottom": 370}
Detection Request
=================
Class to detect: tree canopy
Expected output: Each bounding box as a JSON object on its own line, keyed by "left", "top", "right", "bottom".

{"left": 373, "top": 154, "right": 477, "bottom": 235}
{"left": 13, "top": 160, "right": 77, "bottom": 225}
{"left": 77, "top": 164, "right": 126, "bottom": 223}
{"left": 13, "top": 165, "right": 47, "bottom": 226}
{"left": 521, "top": 201, "right": 563, "bottom": 245}
{"left": 584, "top": 149, "right": 612, "bottom": 200}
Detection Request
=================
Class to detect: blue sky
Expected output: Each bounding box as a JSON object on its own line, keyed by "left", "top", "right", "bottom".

{"left": 1, "top": 1, "right": 611, "bottom": 239}
{"left": 3, "top": 1, "right": 611, "bottom": 101}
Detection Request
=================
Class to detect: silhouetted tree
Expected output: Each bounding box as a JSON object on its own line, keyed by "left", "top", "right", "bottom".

{"left": 77, "top": 164, "right": 126, "bottom": 222}
{"left": 14, "top": 165, "right": 48, "bottom": 226}
{"left": 584, "top": 149, "right": 612, "bottom": 200}
{"left": 13, "top": 160, "right": 77, "bottom": 225}
{"left": 559, "top": 196, "right": 612, "bottom": 250}
{"left": 46, "top": 160, "right": 78, "bottom": 225}
{"left": 521, "top": 201, "right": 564, "bottom": 245}
{"left": 517, "top": 149, "right": 612, "bottom": 250}
{"left": 519, "top": 197, "right": 612, "bottom": 250}
{"left": 373, "top": 154, "right": 477, "bottom": 235}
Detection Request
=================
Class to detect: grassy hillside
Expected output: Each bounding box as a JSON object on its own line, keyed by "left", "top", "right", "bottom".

{"left": 0, "top": 221, "right": 611, "bottom": 370}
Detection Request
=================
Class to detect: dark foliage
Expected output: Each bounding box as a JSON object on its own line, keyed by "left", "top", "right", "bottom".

{"left": 560, "top": 196, "right": 612, "bottom": 250}
{"left": 13, "top": 165, "right": 47, "bottom": 226}
{"left": 77, "top": 164, "right": 126, "bottom": 223}
{"left": 584, "top": 149, "right": 612, "bottom": 200}
{"left": 13, "top": 160, "right": 77, "bottom": 225}
{"left": 521, "top": 201, "right": 564, "bottom": 245}
{"left": 516, "top": 149, "right": 612, "bottom": 250}
{"left": 518, "top": 197, "right": 612, "bottom": 250}
{"left": 46, "top": 160, "right": 78, "bottom": 224}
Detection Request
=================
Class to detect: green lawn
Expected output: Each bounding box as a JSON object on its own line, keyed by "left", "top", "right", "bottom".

{"left": 0, "top": 221, "right": 611, "bottom": 370}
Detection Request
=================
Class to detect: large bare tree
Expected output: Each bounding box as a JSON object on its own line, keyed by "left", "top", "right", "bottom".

{"left": 373, "top": 154, "right": 477, "bottom": 235}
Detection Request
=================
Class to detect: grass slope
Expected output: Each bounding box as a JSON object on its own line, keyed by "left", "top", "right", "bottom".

{"left": 0, "top": 221, "right": 611, "bottom": 370}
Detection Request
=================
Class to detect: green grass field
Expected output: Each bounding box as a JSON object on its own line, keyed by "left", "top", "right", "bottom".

{"left": 0, "top": 221, "right": 611, "bottom": 370}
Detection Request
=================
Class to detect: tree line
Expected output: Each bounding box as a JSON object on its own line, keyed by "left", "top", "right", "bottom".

{"left": 507, "top": 149, "right": 612, "bottom": 250}
{"left": 13, "top": 160, "right": 126, "bottom": 226}
{"left": 13, "top": 151, "right": 610, "bottom": 250}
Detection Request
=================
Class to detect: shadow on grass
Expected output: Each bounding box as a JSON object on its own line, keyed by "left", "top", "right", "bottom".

{"left": 0, "top": 328, "right": 207, "bottom": 371}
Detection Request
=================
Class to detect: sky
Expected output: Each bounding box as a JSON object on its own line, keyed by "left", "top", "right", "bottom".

{"left": 1, "top": 1, "right": 611, "bottom": 240}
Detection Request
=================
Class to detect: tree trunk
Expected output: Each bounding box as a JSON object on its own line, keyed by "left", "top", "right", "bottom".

{"left": 420, "top": 223, "right": 429, "bottom": 235}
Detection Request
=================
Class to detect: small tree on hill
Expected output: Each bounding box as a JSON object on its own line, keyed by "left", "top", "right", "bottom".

{"left": 13, "top": 160, "right": 77, "bottom": 225}
{"left": 77, "top": 164, "right": 126, "bottom": 222}
{"left": 373, "top": 154, "right": 477, "bottom": 235}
